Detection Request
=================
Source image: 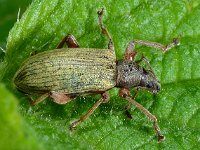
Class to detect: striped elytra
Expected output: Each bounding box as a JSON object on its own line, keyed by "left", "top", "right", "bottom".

{"left": 14, "top": 48, "right": 117, "bottom": 95}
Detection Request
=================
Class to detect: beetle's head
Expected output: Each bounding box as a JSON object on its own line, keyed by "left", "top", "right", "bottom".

{"left": 139, "top": 68, "right": 161, "bottom": 93}
{"left": 116, "top": 60, "right": 160, "bottom": 93}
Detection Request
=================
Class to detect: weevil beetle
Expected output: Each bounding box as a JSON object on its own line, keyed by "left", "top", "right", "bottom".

{"left": 13, "top": 8, "right": 179, "bottom": 142}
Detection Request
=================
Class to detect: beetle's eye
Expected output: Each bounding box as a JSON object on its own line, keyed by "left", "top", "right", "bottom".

{"left": 146, "top": 82, "right": 153, "bottom": 88}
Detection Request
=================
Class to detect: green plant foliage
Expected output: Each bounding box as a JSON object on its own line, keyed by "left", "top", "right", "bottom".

{"left": 0, "top": 84, "right": 43, "bottom": 150}
{"left": 0, "top": 0, "right": 32, "bottom": 63}
{"left": 0, "top": 0, "right": 200, "bottom": 149}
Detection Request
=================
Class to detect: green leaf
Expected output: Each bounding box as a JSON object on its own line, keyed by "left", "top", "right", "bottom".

{"left": 1, "top": 0, "right": 200, "bottom": 149}
{"left": 0, "top": 0, "right": 32, "bottom": 62}
{"left": 0, "top": 84, "right": 43, "bottom": 150}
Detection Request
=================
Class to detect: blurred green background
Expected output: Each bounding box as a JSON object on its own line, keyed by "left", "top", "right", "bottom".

{"left": 0, "top": 0, "right": 32, "bottom": 61}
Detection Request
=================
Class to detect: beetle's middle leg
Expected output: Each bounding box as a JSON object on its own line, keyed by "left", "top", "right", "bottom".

{"left": 57, "top": 34, "right": 80, "bottom": 48}
{"left": 97, "top": 8, "right": 114, "bottom": 51}
{"left": 30, "top": 92, "right": 74, "bottom": 106}
{"left": 69, "top": 92, "right": 109, "bottom": 130}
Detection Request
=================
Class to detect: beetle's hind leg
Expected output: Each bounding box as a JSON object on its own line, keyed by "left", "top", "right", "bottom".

{"left": 30, "top": 92, "right": 73, "bottom": 106}
{"left": 97, "top": 8, "right": 114, "bottom": 51}
{"left": 57, "top": 34, "right": 80, "bottom": 48}
{"left": 69, "top": 92, "right": 109, "bottom": 130}
{"left": 29, "top": 93, "right": 49, "bottom": 106}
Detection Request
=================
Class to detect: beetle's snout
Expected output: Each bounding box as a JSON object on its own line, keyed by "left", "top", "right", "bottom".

{"left": 146, "top": 81, "right": 161, "bottom": 93}
{"left": 153, "top": 84, "right": 161, "bottom": 93}
{"left": 152, "top": 82, "right": 161, "bottom": 93}
{"left": 156, "top": 84, "right": 160, "bottom": 91}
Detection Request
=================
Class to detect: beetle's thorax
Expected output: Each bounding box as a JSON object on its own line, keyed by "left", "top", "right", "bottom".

{"left": 116, "top": 60, "right": 160, "bottom": 93}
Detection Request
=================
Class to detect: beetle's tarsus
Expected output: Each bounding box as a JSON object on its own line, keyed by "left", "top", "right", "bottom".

{"left": 124, "top": 103, "right": 133, "bottom": 119}
{"left": 164, "top": 37, "right": 180, "bottom": 52}
{"left": 97, "top": 8, "right": 104, "bottom": 16}
{"left": 69, "top": 120, "right": 79, "bottom": 131}
{"left": 151, "top": 117, "right": 165, "bottom": 143}
{"left": 172, "top": 38, "right": 180, "bottom": 45}
{"left": 69, "top": 92, "right": 109, "bottom": 129}
{"left": 125, "top": 110, "right": 133, "bottom": 119}
{"left": 158, "top": 134, "right": 165, "bottom": 143}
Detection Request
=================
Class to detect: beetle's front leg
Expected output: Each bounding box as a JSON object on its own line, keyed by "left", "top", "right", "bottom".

{"left": 30, "top": 92, "right": 74, "bottom": 106}
{"left": 123, "top": 89, "right": 139, "bottom": 119}
{"left": 124, "top": 38, "right": 180, "bottom": 61}
{"left": 119, "top": 88, "right": 165, "bottom": 143}
{"left": 69, "top": 92, "right": 109, "bottom": 130}
{"left": 57, "top": 34, "right": 80, "bottom": 48}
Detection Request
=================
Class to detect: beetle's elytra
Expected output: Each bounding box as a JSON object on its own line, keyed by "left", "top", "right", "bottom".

{"left": 14, "top": 8, "right": 179, "bottom": 142}
{"left": 14, "top": 48, "right": 116, "bottom": 94}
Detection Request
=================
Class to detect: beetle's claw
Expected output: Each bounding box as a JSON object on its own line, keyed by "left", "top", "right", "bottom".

{"left": 172, "top": 37, "right": 180, "bottom": 46}
{"left": 124, "top": 109, "right": 133, "bottom": 119}
{"left": 69, "top": 125, "right": 76, "bottom": 131}
{"left": 158, "top": 134, "right": 165, "bottom": 143}
{"left": 97, "top": 8, "right": 104, "bottom": 16}
{"left": 69, "top": 120, "right": 79, "bottom": 131}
